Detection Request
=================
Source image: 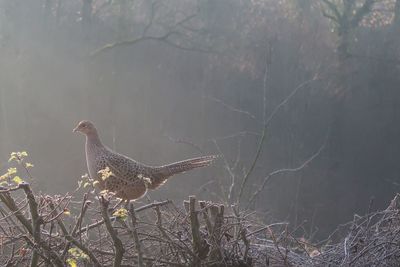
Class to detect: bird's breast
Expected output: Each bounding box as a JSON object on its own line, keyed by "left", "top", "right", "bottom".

{"left": 85, "top": 144, "right": 103, "bottom": 180}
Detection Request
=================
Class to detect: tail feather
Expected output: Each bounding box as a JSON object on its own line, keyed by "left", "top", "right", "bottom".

{"left": 148, "top": 155, "right": 218, "bottom": 189}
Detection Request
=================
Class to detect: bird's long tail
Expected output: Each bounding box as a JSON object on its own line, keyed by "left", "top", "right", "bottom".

{"left": 148, "top": 155, "right": 218, "bottom": 189}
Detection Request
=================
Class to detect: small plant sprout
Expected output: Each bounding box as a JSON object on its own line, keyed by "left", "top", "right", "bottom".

{"left": 77, "top": 173, "right": 98, "bottom": 191}
{"left": 0, "top": 167, "right": 24, "bottom": 186}
{"left": 98, "top": 166, "right": 113, "bottom": 180}
{"left": 137, "top": 173, "right": 152, "bottom": 187}
{"left": 66, "top": 258, "right": 77, "bottom": 267}
{"left": 12, "top": 176, "right": 23, "bottom": 185}
{"left": 113, "top": 208, "right": 128, "bottom": 220}
{"left": 67, "top": 247, "right": 89, "bottom": 267}
{"left": 8, "top": 151, "right": 28, "bottom": 163}
{"left": 63, "top": 208, "right": 71, "bottom": 216}
{"left": 25, "top": 163, "right": 34, "bottom": 168}
{"left": 4, "top": 151, "right": 35, "bottom": 186}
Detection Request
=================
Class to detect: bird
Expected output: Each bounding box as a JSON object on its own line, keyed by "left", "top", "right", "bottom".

{"left": 73, "top": 120, "right": 217, "bottom": 201}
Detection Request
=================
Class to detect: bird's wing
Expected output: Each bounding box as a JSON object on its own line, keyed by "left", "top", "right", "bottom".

{"left": 101, "top": 151, "right": 148, "bottom": 182}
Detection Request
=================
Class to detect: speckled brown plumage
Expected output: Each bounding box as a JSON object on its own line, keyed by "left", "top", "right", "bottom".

{"left": 74, "top": 120, "right": 217, "bottom": 200}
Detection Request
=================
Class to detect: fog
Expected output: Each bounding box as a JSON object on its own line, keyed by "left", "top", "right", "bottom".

{"left": 0, "top": 0, "right": 399, "bottom": 240}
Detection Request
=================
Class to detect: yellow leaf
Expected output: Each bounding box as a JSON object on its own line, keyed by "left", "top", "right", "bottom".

{"left": 68, "top": 247, "right": 89, "bottom": 260}
{"left": 8, "top": 155, "right": 17, "bottom": 162}
{"left": 20, "top": 151, "right": 28, "bottom": 157}
{"left": 7, "top": 168, "right": 17, "bottom": 175}
{"left": 25, "top": 163, "right": 34, "bottom": 168}
{"left": 63, "top": 209, "right": 71, "bottom": 216}
{"left": 93, "top": 181, "right": 99, "bottom": 186}
{"left": 99, "top": 190, "right": 109, "bottom": 195}
{"left": 98, "top": 167, "right": 113, "bottom": 180}
{"left": 12, "top": 176, "right": 23, "bottom": 185}
{"left": 66, "top": 258, "right": 77, "bottom": 267}
{"left": 142, "top": 177, "right": 152, "bottom": 185}
{"left": 113, "top": 208, "right": 128, "bottom": 220}
{"left": 83, "top": 182, "right": 90, "bottom": 188}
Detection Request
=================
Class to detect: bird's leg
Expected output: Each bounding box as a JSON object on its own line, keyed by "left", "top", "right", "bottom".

{"left": 110, "top": 198, "right": 125, "bottom": 211}
{"left": 124, "top": 200, "right": 130, "bottom": 210}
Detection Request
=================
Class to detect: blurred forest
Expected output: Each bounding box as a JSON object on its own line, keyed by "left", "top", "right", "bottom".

{"left": 0, "top": 0, "right": 400, "bottom": 241}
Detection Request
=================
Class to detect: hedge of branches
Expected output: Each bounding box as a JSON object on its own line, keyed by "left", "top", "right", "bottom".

{"left": 312, "top": 194, "right": 400, "bottom": 266}
{"left": 0, "top": 178, "right": 307, "bottom": 267}
{"left": 1, "top": 181, "right": 400, "bottom": 267}
{"left": 0, "top": 153, "right": 400, "bottom": 266}
{"left": 0, "top": 181, "right": 294, "bottom": 266}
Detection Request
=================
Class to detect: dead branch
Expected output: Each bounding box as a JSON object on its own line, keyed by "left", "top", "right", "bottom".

{"left": 19, "top": 183, "right": 42, "bottom": 267}
{"left": 49, "top": 200, "right": 101, "bottom": 267}
{"left": 99, "top": 196, "right": 125, "bottom": 267}
{"left": 246, "top": 134, "right": 328, "bottom": 209}
{"left": 0, "top": 176, "right": 397, "bottom": 266}
{"left": 189, "top": 196, "right": 202, "bottom": 266}
{"left": 129, "top": 203, "right": 143, "bottom": 267}
{"left": 91, "top": 3, "right": 217, "bottom": 57}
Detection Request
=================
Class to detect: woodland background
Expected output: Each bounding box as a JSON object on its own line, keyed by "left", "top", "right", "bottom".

{"left": 0, "top": 0, "right": 400, "bottom": 242}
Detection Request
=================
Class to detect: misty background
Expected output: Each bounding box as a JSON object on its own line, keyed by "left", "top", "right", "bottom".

{"left": 0, "top": 0, "right": 399, "bottom": 240}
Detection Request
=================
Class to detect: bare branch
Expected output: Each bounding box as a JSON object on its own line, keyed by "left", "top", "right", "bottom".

{"left": 212, "top": 139, "right": 235, "bottom": 204}
{"left": 19, "top": 183, "right": 42, "bottom": 267}
{"left": 61, "top": 194, "right": 91, "bottom": 260}
{"left": 238, "top": 69, "right": 318, "bottom": 204}
{"left": 321, "top": 9, "right": 339, "bottom": 23}
{"left": 189, "top": 196, "right": 202, "bottom": 265}
{"left": 320, "top": 0, "right": 342, "bottom": 21}
{"left": 163, "top": 134, "right": 204, "bottom": 154}
{"left": 206, "top": 95, "right": 257, "bottom": 120}
{"left": 142, "top": 0, "right": 159, "bottom": 36}
{"left": 246, "top": 134, "right": 329, "bottom": 209}
{"left": 129, "top": 204, "right": 143, "bottom": 267}
{"left": 99, "top": 196, "right": 125, "bottom": 267}
{"left": 90, "top": 31, "right": 176, "bottom": 57}
{"left": 49, "top": 199, "right": 101, "bottom": 266}
{"left": 91, "top": 2, "right": 217, "bottom": 57}
{"left": 351, "top": 0, "right": 375, "bottom": 28}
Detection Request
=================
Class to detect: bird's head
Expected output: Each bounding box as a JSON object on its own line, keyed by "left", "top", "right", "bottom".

{"left": 73, "top": 120, "right": 97, "bottom": 136}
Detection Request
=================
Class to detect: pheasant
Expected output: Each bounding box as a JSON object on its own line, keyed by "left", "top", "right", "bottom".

{"left": 73, "top": 120, "right": 217, "bottom": 200}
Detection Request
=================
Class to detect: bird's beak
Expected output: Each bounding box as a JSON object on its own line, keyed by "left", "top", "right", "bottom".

{"left": 73, "top": 126, "right": 79, "bottom": 133}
